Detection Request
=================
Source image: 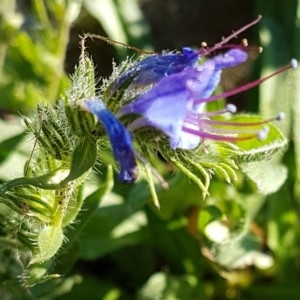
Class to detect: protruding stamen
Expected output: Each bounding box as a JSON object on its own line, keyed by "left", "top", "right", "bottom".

{"left": 195, "top": 61, "right": 297, "bottom": 105}
{"left": 276, "top": 112, "right": 285, "bottom": 121}
{"left": 182, "top": 126, "right": 267, "bottom": 142}
{"left": 188, "top": 104, "right": 237, "bottom": 119}
{"left": 290, "top": 58, "right": 298, "bottom": 70}
{"left": 242, "top": 39, "right": 248, "bottom": 47}
{"left": 218, "top": 44, "right": 262, "bottom": 53}
{"left": 188, "top": 113, "right": 284, "bottom": 127}
{"left": 201, "top": 41, "right": 208, "bottom": 48}
{"left": 198, "top": 124, "right": 269, "bottom": 135}
{"left": 200, "top": 15, "right": 262, "bottom": 56}
{"left": 183, "top": 111, "right": 283, "bottom": 143}
{"left": 257, "top": 126, "right": 269, "bottom": 141}
{"left": 226, "top": 103, "right": 237, "bottom": 113}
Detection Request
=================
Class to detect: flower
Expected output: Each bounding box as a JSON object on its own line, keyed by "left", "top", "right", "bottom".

{"left": 82, "top": 50, "right": 297, "bottom": 185}
{"left": 109, "top": 47, "right": 199, "bottom": 95}
{"left": 80, "top": 15, "right": 298, "bottom": 185}
{"left": 82, "top": 98, "right": 138, "bottom": 184}
{"left": 117, "top": 51, "right": 297, "bottom": 151}
{"left": 117, "top": 49, "right": 250, "bottom": 150}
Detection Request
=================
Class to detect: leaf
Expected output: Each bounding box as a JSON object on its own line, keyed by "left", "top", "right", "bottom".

{"left": 36, "top": 274, "right": 122, "bottom": 300}
{"left": 61, "top": 137, "right": 97, "bottom": 184}
{"left": 31, "top": 224, "right": 64, "bottom": 264}
{"left": 0, "top": 131, "right": 26, "bottom": 164}
{"left": 51, "top": 167, "right": 114, "bottom": 274}
{"left": 266, "top": 187, "right": 298, "bottom": 258}
{"left": 137, "top": 272, "right": 205, "bottom": 300}
{"left": 79, "top": 203, "right": 148, "bottom": 260}
{"left": 212, "top": 232, "right": 274, "bottom": 270}
{"left": 240, "top": 161, "right": 288, "bottom": 194}
{"left": 216, "top": 115, "right": 288, "bottom": 163}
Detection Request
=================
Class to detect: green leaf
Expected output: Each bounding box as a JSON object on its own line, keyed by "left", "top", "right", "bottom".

{"left": 218, "top": 115, "right": 288, "bottom": 163}
{"left": 61, "top": 137, "right": 97, "bottom": 184}
{"left": 266, "top": 187, "right": 298, "bottom": 258}
{"left": 0, "top": 131, "right": 26, "bottom": 164}
{"left": 56, "top": 167, "right": 114, "bottom": 271}
{"left": 41, "top": 274, "right": 122, "bottom": 300}
{"left": 31, "top": 224, "right": 64, "bottom": 264}
{"left": 79, "top": 186, "right": 148, "bottom": 259}
{"left": 137, "top": 272, "right": 205, "bottom": 300}
{"left": 213, "top": 232, "right": 274, "bottom": 270}
{"left": 240, "top": 161, "right": 287, "bottom": 194}
{"left": 198, "top": 205, "right": 223, "bottom": 232}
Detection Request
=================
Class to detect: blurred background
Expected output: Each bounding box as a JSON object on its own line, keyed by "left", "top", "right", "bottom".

{"left": 1, "top": 0, "right": 300, "bottom": 299}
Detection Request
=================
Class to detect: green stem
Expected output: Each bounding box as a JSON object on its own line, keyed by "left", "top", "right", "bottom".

{"left": 0, "top": 169, "right": 68, "bottom": 194}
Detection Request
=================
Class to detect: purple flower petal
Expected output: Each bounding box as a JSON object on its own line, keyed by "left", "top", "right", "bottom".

{"left": 83, "top": 98, "right": 138, "bottom": 184}
{"left": 119, "top": 49, "right": 248, "bottom": 149}
{"left": 110, "top": 47, "right": 199, "bottom": 94}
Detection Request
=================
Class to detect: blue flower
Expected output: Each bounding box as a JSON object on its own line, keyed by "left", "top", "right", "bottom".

{"left": 82, "top": 98, "right": 138, "bottom": 184}
{"left": 109, "top": 47, "right": 199, "bottom": 94}
{"left": 117, "top": 49, "right": 249, "bottom": 150}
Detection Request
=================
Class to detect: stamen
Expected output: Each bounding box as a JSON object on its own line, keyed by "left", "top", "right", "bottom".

{"left": 276, "top": 112, "right": 285, "bottom": 121}
{"left": 189, "top": 104, "right": 237, "bottom": 118}
{"left": 182, "top": 112, "right": 283, "bottom": 143}
{"left": 216, "top": 44, "right": 262, "bottom": 53}
{"left": 201, "top": 41, "right": 208, "bottom": 48}
{"left": 257, "top": 126, "right": 269, "bottom": 141}
{"left": 197, "top": 124, "right": 268, "bottom": 135}
{"left": 242, "top": 39, "right": 248, "bottom": 47}
{"left": 226, "top": 103, "right": 237, "bottom": 113}
{"left": 290, "top": 58, "right": 298, "bottom": 70}
{"left": 200, "top": 15, "right": 262, "bottom": 56}
{"left": 182, "top": 126, "right": 265, "bottom": 142}
{"left": 194, "top": 60, "right": 298, "bottom": 105}
{"left": 189, "top": 113, "right": 284, "bottom": 127}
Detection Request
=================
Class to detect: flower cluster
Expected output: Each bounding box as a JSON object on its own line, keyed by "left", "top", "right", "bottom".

{"left": 81, "top": 16, "right": 297, "bottom": 185}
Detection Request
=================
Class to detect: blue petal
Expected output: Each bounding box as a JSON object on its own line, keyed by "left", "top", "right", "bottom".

{"left": 119, "top": 49, "right": 248, "bottom": 150}
{"left": 110, "top": 47, "right": 199, "bottom": 93}
{"left": 213, "top": 49, "right": 248, "bottom": 69}
{"left": 83, "top": 98, "right": 138, "bottom": 184}
{"left": 189, "top": 49, "right": 248, "bottom": 104}
{"left": 119, "top": 69, "right": 197, "bottom": 148}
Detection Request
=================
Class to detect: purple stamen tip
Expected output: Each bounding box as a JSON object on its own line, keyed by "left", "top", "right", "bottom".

{"left": 290, "top": 59, "right": 298, "bottom": 70}
{"left": 226, "top": 103, "right": 237, "bottom": 114}
{"left": 257, "top": 126, "right": 269, "bottom": 141}
{"left": 276, "top": 112, "right": 285, "bottom": 121}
